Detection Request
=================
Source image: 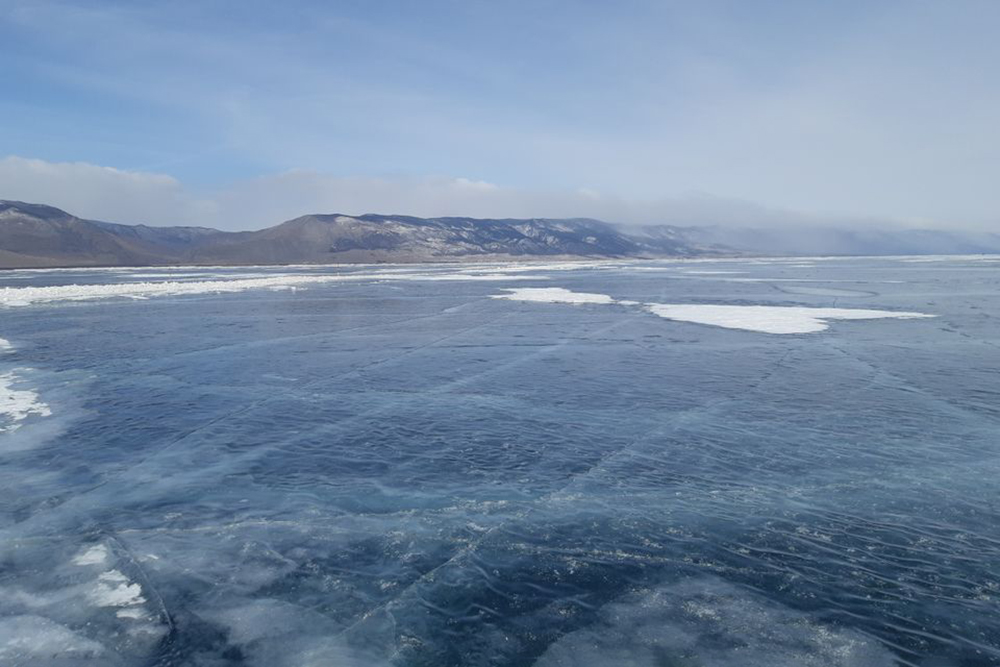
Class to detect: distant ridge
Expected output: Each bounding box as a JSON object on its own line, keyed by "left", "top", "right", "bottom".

{"left": 2, "top": 199, "right": 999, "bottom": 269}
{"left": 0, "top": 201, "right": 724, "bottom": 268}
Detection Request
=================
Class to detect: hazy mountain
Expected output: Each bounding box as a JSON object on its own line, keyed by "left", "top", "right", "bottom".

{"left": 674, "top": 225, "right": 1000, "bottom": 256}
{"left": 0, "top": 202, "right": 723, "bottom": 268}
{"left": 2, "top": 199, "right": 999, "bottom": 269}
{"left": 0, "top": 201, "right": 222, "bottom": 268}
{"left": 181, "top": 213, "right": 720, "bottom": 264}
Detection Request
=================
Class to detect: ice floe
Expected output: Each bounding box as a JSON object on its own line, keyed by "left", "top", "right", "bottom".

{"left": 491, "top": 287, "right": 617, "bottom": 305}
{"left": 644, "top": 303, "right": 934, "bottom": 334}
{"left": 0, "top": 371, "right": 52, "bottom": 433}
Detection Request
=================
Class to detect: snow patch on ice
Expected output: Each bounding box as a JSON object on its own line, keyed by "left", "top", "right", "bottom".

{"left": 0, "top": 272, "right": 546, "bottom": 307}
{"left": 490, "top": 287, "right": 933, "bottom": 334}
{"left": 402, "top": 273, "right": 544, "bottom": 282}
{"left": 89, "top": 570, "right": 146, "bottom": 608}
{"left": 492, "top": 287, "right": 616, "bottom": 305}
{"left": 681, "top": 270, "right": 744, "bottom": 274}
{"left": 644, "top": 304, "right": 934, "bottom": 334}
{"left": 0, "top": 370, "right": 52, "bottom": 432}
{"left": 72, "top": 544, "right": 110, "bottom": 566}
{"left": 458, "top": 261, "right": 616, "bottom": 274}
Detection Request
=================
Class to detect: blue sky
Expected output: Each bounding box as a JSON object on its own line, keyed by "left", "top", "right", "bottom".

{"left": 1, "top": 0, "right": 998, "bottom": 230}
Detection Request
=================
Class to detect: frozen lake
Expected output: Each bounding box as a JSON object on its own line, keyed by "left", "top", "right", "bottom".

{"left": 1, "top": 256, "right": 998, "bottom": 666}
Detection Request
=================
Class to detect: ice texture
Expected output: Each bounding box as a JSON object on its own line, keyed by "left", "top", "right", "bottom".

{"left": 0, "top": 256, "right": 995, "bottom": 666}
{"left": 0, "top": 616, "right": 106, "bottom": 662}
{"left": 535, "top": 578, "right": 896, "bottom": 666}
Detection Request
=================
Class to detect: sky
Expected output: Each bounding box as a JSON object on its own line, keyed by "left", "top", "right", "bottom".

{"left": 1, "top": 0, "right": 998, "bottom": 231}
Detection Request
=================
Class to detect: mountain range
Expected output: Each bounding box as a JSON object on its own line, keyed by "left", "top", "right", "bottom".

{"left": 1, "top": 200, "right": 999, "bottom": 268}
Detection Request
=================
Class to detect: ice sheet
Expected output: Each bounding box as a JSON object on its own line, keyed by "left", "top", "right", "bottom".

{"left": 0, "top": 258, "right": 992, "bottom": 665}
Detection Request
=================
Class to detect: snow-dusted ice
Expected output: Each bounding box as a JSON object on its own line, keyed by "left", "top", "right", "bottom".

{"left": 0, "top": 256, "right": 997, "bottom": 666}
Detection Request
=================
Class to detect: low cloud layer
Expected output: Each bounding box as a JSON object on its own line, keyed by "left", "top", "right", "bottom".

{"left": 1, "top": 155, "right": 948, "bottom": 233}
{"left": 0, "top": 156, "right": 218, "bottom": 227}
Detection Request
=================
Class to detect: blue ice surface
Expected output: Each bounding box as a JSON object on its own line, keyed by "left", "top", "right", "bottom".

{"left": 0, "top": 257, "right": 998, "bottom": 666}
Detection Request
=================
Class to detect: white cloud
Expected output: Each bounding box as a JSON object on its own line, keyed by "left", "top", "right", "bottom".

{"left": 0, "top": 156, "right": 218, "bottom": 227}
{"left": 3, "top": 3, "right": 1000, "bottom": 231}
{"left": 0, "top": 154, "right": 969, "bottom": 233}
